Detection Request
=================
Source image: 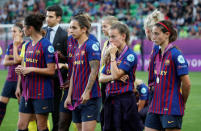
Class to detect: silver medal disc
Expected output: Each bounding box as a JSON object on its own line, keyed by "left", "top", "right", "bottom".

{"left": 156, "top": 77, "right": 159, "bottom": 84}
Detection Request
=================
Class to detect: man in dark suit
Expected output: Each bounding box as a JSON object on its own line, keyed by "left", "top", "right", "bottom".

{"left": 45, "top": 5, "right": 71, "bottom": 131}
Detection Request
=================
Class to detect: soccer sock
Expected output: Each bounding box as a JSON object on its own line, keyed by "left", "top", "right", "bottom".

{"left": 28, "top": 120, "right": 37, "bottom": 131}
{"left": 0, "top": 101, "right": 7, "bottom": 125}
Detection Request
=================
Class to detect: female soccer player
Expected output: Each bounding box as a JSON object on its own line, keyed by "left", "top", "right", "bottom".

{"left": 16, "top": 13, "right": 55, "bottom": 131}
{"left": 0, "top": 23, "right": 24, "bottom": 126}
{"left": 145, "top": 20, "right": 191, "bottom": 131}
{"left": 99, "top": 22, "right": 143, "bottom": 131}
{"left": 64, "top": 14, "right": 101, "bottom": 131}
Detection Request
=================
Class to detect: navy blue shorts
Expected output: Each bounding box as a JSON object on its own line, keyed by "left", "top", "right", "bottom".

{"left": 19, "top": 96, "right": 53, "bottom": 114}
{"left": 103, "top": 92, "right": 143, "bottom": 131}
{"left": 1, "top": 81, "right": 17, "bottom": 98}
{"left": 145, "top": 112, "right": 183, "bottom": 130}
{"left": 72, "top": 97, "right": 101, "bottom": 123}
{"left": 60, "top": 90, "right": 71, "bottom": 113}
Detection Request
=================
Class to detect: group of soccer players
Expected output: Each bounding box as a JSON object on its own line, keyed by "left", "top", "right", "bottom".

{"left": 0, "top": 5, "right": 191, "bottom": 131}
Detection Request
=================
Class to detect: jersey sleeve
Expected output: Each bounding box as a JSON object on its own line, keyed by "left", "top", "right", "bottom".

{"left": 138, "top": 84, "right": 149, "bottom": 100}
{"left": 101, "top": 65, "right": 106, "bottom": 74}
{"left": 118, "top": 52, "right": 137, "bottom": 73}
{"left": 20, "top": 43, "right": 26, "bottom": 58}
{"left": 43, "top": 41, "right": 55, "bottom": 64}
{"left": 173, "top": 50, "right": 188, "bottom": 76}
{"left": 6, "top": 44, "right": 12, "bottom": 55}
{"left": 86, "top": 41, "right": 101, "bottom": 61}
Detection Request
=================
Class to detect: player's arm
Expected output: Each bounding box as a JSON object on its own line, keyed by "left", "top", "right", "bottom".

{"left": 3, "top": 55, "right": 15, "bottom": 66}
{"left": 180, "top": 74, "right": 191, "bottom": 106}
{"left": 138, "top": 100, "right": 146, "bottom": 112}
{"left": 81, "top": 60, "right": 100, "bottom": 103}
{"left": 65, "top": 68, "right": 74, "bottom": 107}
{"left": 21, "top": 63, "right": 55, "bottom": 76}
{"left": 99, "top": 73, "right": 113, "bottom": 83}
{"left": 110, "top": 54, "right": 125, "bottom": 80}
{"left": 13, "top": 44, "right": 22, "bottom": 64}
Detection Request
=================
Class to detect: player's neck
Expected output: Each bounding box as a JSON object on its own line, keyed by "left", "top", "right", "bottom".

{"left": 160, "top": 41, "right": 169, "bottom": 55}
{"left": 31, "top": 33, "right": 43, "bottom": 45}
{"left": 118, "top": 42, "right": 127, "bottom": 53}
{"left": 77, "top": 34, "right": 88, "bottom": 48}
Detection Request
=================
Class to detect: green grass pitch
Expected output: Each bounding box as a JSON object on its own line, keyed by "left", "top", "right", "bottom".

{"left": 0, "top": 70, "right": 200, "bottom": 131}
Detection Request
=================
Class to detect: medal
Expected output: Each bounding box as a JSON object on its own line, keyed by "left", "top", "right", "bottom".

{"left": 156, "top": 77, "right": 159, "bottom": 84}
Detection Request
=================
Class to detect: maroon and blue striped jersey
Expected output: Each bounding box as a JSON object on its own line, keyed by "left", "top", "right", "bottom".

{"left": 23, "top": 38, "right": 55, "bottom": 99}
{"left": 66, "top": 34, "right": 99, "bottom": 88}
{"left": 102, "top": 48, "right": 138, "bottom": 95}
{"left": 148, "top": 44, "right": 160, "bottom": 87}
{"left": 148, "top": 45, "right": 189, "bottom": 115}
{"left": 6, "top": 43, "right": 23, "bottom": 81}
{"left": 66, "top": 35, "right": 78, "bottom": 84}
{"left": 72, "top": 39, "right": 101, "bottom": 100}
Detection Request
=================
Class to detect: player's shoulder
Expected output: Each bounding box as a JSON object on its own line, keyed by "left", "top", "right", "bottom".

{"left": 41, "top": 38, "right": 52, "bottom": 46}
{"left": 170, "top": 46, "right": 183, "bottom": 58}
{"left": 7, "top": 43, "right": 14, "bottom": 49}
{"left": 89, "top": 34, "right": 98, "bottom": 43}
{"left": 86, "top": 38, "right": 100, "bottom": 48}
{"left": 125, "top": 47, "right": 137, "bottom": 61}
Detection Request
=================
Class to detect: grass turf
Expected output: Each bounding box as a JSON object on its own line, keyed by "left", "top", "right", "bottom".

{"left": 0, "top": 70, "right": 200, "bottom": 131}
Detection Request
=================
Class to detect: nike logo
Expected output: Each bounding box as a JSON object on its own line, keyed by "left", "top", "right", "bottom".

{"left": 42, "top": 106, "right": 48, "bottom": 110}
{"left": 168, "top": 121, "right": 174, "bottom": 124}
{"left": 87, "top": 115, "right": 93, "bottom": 118}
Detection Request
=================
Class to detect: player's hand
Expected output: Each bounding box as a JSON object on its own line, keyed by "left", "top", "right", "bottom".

{"left": 64, "top": 96, "right": 72, "bottom": 108}
{"left": 60, "top": 80, "right": 70, "bottom": 89}
{"left": 109, "top": 43, "right": 118, "bottom": 55}
{"left": 119, "top": 75, "right": 129, "bottom": 83}
{"left": 81, "top": 91, "right": 90, "bottom": 104}
{"left": 15, "top": 65, "right": 23, "bottom": 75}
{"left": 13, "top": 34, "right": 21, "bottom": 46}
{"left": 15, "top": 86, "right": 21, "bottom": 100}
{"left": 21, "top": 67, "right": 33, "bottom": 75}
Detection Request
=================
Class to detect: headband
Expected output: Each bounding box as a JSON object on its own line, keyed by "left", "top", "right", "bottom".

{"left": 158, "top": 22, "right": 171, "bottom": 33}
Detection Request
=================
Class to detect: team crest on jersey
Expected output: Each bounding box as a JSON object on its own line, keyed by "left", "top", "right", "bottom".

{"left": 36, "top": 50, "right": 40, "bottom": 55}
{"left": 69, "top": 53, "right": 73, "bottom": 57}
{"left": 141, "top": 88, "right": 146, "bottom": 94}
{"left": 48, "top": 45, "right": 54, "bottom": 53}
{"left": 81, "top": 51, "right": 85, "bottom": 55}
{"left": 92, "top": 44, "right": 99, "bottom": 51}
{"left": 165, "top": 60, "right": 170, "bottom": 65}
{"left": 127, "top": 54, "right": 135, "bottom": 62}
{"left": 177, "top": 55, "right": 185, "bottom": 64}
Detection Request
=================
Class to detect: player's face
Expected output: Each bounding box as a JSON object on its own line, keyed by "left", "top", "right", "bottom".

{"left": 152, "top": 26, "right": 169, "bottom": 46}
{"left": 145, "top": 28, "right": 152, "bottom": 41}
{"left": 108, "top": 29, "right": 125, "bottom": 48}
{"left": 101, "top": 20, "right": 111, "bottom": 36}
{"left": 46, "top": 11, "right": 61, "bottom": 27}
{"left": 69, "top": 20, "right": 85, "bottom": 40}
{"left": 11, "top": 26, "right": 22, "bottom": 40}
{"left": 23, "top": 24, "right": 31, "bottom": 37}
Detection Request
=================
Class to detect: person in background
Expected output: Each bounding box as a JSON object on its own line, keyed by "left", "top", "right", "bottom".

{"left": 45, "top": 5, "right": 68, "bottom": 131}
{"left": 144, "top": 9, "right": 165, "bottom": 104}
{"left": 134, "top": 79, "right": 149, "bottom": 128}
{"left": 99, "top": 15, "right": 118, "bottom": 130}
{"left": 0, "top": 22, "right": 24, "bottom": 126}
